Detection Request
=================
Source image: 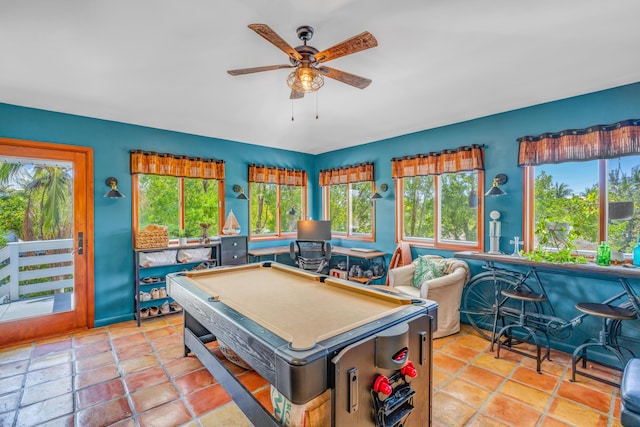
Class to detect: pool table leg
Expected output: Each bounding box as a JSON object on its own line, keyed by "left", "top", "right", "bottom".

{"left": 184, "top": 327, "right": 281, "bottom": 427}
{"left": 183, "top": 311, "right": 217, "bottom": 357}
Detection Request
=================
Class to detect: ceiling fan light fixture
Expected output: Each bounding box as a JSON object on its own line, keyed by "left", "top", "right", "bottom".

{"left": 287, "top": 67, "right": 324, "bottom": 93}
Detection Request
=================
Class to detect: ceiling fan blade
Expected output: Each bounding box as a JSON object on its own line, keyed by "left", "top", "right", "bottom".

{"left": 227, "top": 64, "right": 294, "bottom": 76}
{"left": 248, "top": 24, "right": 303, "bottom": 61}
{"left": 290, "top": 90, "right": 305, "bottom": 99}
{"left": 318, "top": 66, "right": 372, "bottom": 89}
{"left": 314, "top": 31, "right": 378, "bottom": 63}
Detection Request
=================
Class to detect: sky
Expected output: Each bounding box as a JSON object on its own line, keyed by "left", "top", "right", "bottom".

{"left": 539, "top": 156, "right": 639, "bottom": 194}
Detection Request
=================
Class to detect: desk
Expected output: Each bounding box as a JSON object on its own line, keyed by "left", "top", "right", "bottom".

{"left": 167, "top": 262, "right": 436, "bottom": 427}
{"left": 455, "top": 251, "right": 640, "bottom": 280}
{"left": 248, "top": 245, "right": 387, "bottom": 282}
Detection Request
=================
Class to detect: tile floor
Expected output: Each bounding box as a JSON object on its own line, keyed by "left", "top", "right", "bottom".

{"left": 0, "top": 314, "right": 625, "bottom": 427}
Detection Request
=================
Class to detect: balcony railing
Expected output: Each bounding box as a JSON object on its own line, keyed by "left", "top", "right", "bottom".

{"left": 0, "top": 239, "right": 74, "bottom": 304}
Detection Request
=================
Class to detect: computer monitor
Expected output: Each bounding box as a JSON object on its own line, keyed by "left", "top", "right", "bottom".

{"left": 297, "top": 220, "right": 332, "bottom": 241}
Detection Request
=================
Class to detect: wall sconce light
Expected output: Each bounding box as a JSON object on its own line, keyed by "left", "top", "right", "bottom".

{"left": 104, "top": 177, "right": 125, "bottom": 198}
{"left": 485, "top": 174, "right": 508, "bottom": 197}
{"left": 371, "top": 183, "right": 388, "bottom": 200}
{"left": 233, "top": 184, "right": 248, "bottom": 200}
{"left": 468, "top": 189, "right": 479, "bottom": 208}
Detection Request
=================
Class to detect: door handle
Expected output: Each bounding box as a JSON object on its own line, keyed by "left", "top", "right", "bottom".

{"left": 77, "top": 231, "right": 84, "bottom": 255}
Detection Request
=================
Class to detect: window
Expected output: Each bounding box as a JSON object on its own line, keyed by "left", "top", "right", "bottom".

{"left": 320, "top": 163, "right": 375, "bottom": 240}
{"left": 248, "top": 165, "right": 307, "bottom": 240}
{"left": 525, "top": 156, "right": 640, "bottom": 255}
{"left": 135, "top": 175, "right": 222, "bottom": 238}
{"left": 519, "top": 119, "right": 640, "bottom": 256}
{"left": 323, "top": 182, "right": 374, "bottom": 238}
{"left": 392, "top": 145, "right": 485, "bottom": 250}
{"left": 399, "top": 171, "right": 481, "bottom": 247}
{"left": 130, "top": 150, "right": 225, "bottom": 239}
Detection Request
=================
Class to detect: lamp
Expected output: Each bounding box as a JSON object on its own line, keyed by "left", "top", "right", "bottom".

{"left": 104, "top": 177, "right": 125, "bottom": 198}
{"left": 233, "top": 184, "right": 247, "bottom": 200}
{"left": 485, "top": 174, "right": 508, "bottom": 196}
{"left": 371, "top": 183, "right": 388, "bottom": 200}
{"left": 287, "top": 65, "right": 324, "bottom": 93}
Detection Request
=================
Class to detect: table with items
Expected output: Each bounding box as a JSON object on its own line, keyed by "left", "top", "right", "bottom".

{"left": 248, "top": 245, "right": 387, "bottom": 284}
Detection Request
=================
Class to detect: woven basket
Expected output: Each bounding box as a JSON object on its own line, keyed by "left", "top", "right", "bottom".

{"left": 135, "top": 224, "right": 169, "bottom": 249}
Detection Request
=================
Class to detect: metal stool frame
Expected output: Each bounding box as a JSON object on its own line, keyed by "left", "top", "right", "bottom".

{"left": 495, "top": 289, "right": 551, "bottom": 373}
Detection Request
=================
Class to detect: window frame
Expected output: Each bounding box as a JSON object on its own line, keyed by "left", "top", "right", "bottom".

{"left": 131, "top": 174, "right": 225, "bottom": 240}
{"left": 322, "top": 181, "right": 376, "bottom": 242}
{"left": 522, "top": 159, "right": 617, "bottom": 253}
{"left": 248, "top": 181, "right": 308, "bottom": 242}
{"left": 395, "top": 170, "right": 485, "bottom": 251}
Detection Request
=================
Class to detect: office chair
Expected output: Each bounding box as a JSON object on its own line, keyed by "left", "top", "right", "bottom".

{"left": 290, "top": 240, "right": 332, "bottom": 274}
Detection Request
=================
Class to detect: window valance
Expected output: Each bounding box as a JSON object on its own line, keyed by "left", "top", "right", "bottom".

{"left": 391, "top": 145, "right": 484, "bottom": 179}
{"left": 248, "top": 164, "right": 307, "bottom": 186}
{"left": 130, "top": 150, "right": 225, "bottom": 179}
{"left": 517, "top": 119, "right": 640, "bottom": 166}
{"left": 318, "top": 162, "right": 374, "bottom": 186}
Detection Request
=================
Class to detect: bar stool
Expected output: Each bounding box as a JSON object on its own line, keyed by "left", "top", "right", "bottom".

{"left": 496, "top": 289, "right": 551, "bottom": 373}
{"left": 571, "top": 302, "right": 636, "bottom": 387}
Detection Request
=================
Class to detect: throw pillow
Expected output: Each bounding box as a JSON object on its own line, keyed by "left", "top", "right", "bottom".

{"left": 411, "top": 256, "right": 445, "bottom": 289}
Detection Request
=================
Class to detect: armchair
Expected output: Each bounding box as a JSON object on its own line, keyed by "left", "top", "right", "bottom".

{"left": 388, "top": 255, "right": 470, "bottom": 338}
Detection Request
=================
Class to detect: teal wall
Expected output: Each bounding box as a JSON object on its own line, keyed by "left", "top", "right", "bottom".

{"left": 0, "top": 104, "right": 315, "bottom": 326}
{"left": 317, "top": 82, "right": 640, "bottom": 256}
{"left": 316, "top": 81, "right": 640, "bottom": 360}
{"left": 2, "top": 81, "right": 640, "bottom": 344}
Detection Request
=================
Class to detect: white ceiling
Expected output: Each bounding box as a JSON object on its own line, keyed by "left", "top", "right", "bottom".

{"left": 1, "top": 1, "right": 640, "bottom": 155}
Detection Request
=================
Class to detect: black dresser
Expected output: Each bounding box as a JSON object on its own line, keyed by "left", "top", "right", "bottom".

{"left": 220, "top": 235, "right": 248, "bottom": 265}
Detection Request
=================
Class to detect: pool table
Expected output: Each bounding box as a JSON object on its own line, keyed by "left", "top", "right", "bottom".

{"left": 167, "top": 262, "right": 437, "bottom": 427}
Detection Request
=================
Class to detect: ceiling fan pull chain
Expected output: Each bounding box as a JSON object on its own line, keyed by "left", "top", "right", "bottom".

{"left": 291, "top": 100, "right": 295, "bottom": 121}
{"left": 316, "top": 92, "right": 319, "bottom": 120}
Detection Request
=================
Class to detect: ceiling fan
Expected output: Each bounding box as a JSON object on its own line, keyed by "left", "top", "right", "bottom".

{"left": 227, "top": 24, "right": 378, "bottom": 99}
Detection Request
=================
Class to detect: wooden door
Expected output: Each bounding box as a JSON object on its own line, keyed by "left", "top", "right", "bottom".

{"left": 0, "top": 138, "right": 94, "bottom": 346}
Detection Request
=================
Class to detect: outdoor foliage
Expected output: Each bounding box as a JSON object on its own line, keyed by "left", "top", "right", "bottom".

{"left": 0, "top": 189, "right": 28, "bottom": 243}
{"left": 403, "top": 176, "right": 434, "bottom": 238}
{"left": 279, "top": 186, "right": 302, "bottom": 233}
{"left": 138, "top": 175, "right": 219, "bottom": 237}
{"left": 250, "top": 183, "right": 304, "bottom": 236}
{"left": 440, "top": 173, "right": 478, "bottom": 241}
{"left": 329, "top": 185, "right": 348, "bottom": 233}
{"left": 326, "top": 183, "right": 373, "bottom": 236}
{"left": 533, "top": 165, "right": 640, "bottom": 254}
{"left": 349, "top": 182, "right": 373, "bottom": 234}
{"left": 402, "top": 172, "right": 478, "bottom": 243}
{"left": 0, "top": 163, "right": 72, "bottom": 241}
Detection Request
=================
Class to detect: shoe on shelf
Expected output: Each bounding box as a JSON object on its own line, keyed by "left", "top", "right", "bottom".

{"left": 192, "top": 261, "right": 213, "bottom": 271}
{"left": 170, "top": 302, "right": 182, "bottom": 312}
{"left": 150, "top": 288, "right": 160, "bottom": 299}
{"left": 160, "top": 301, "right": 170, "bottom": 314}
{"left": 140, "top": 307, "right": 149, "bottom": 318}
{"left": 158, "top": 288, "right": 167, "bottom": 298}
{"left": 139, "top": 291, "right": 151, "bottom": 301}
{"left": 149, "top": 306, "right": 159, "bottom": 316}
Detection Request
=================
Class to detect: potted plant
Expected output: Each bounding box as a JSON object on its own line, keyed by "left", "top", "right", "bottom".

{"left": 178, "top": 230, "right": 188, "bottom": 246}
{"left": 522, "top": 218, "right": 587, "bottom": 264}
